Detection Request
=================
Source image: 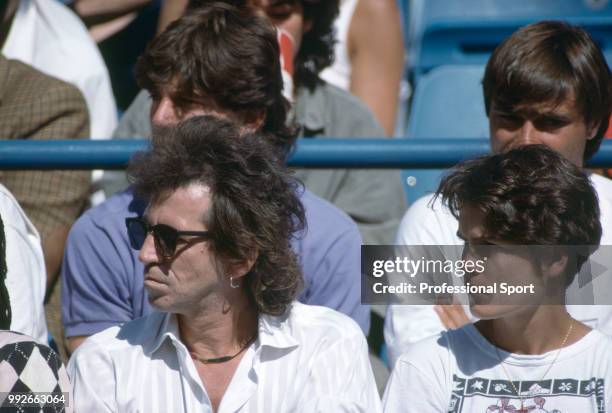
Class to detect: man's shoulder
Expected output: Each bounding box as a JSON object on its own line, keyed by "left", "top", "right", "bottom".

{"left": 397, "top": 193, "right": 459, "bottom": 244}
{"left": 300, "top": 189, "right": 358, "bottom": 235}
{"left": 296, "top": 82, "right": 384, "bottom": 137}
{"left": 73, "top": 313, "right": 162, "bottom": 359}
{"left": 0, "top": 58, "right": 85, "bottom": 108}
{"left": 75, "top": 188, "right": 142, "bottom": 231}
{"left": 592, "top": 173, "right": 612, "bottom": 200}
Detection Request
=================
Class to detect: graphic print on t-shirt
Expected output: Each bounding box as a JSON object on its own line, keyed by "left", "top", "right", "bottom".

{"left": 448, "top": 374, "right": 605, "bottom": 412}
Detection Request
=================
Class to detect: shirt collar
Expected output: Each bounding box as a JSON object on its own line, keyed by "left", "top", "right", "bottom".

{"left": 257, "top": 310, "right": 299, "bottom": 351}
{"left": 142, "top": 308, "right": 300, "bottom": 357}
{"left": 142, "top": 312, "right": 181, "bottom": 356}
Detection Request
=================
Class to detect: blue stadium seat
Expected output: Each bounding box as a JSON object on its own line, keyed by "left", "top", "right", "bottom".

{"left": 402, "top": 65, "right": 488, "bottom": 204}
{"left": 408, "top": 0, "right": 612, "bottom": 75}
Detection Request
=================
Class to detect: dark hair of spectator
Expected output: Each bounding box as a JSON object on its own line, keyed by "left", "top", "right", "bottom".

{"left": 127, "top": 116, "right": 306, "bottom": 316}
{"left": 436, "top": 145, "right": 602, "bottom": 285}
{"left": 135, "top": 2, "right": 297, "bottom": 160}
{"left": 187, "top": 0, "right": 339, "bottom": 91}
{"left": 483, "top": 21, "right": 612, "bottom": 161}
{"left": 0, "top": 214, "right": 10, "bottom": 329}
{"left": 297, "top": 0, "right": 339, "bottom": 91}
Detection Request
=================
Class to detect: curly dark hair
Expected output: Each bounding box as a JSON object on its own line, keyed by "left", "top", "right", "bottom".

{"left": 127, "top": 115, "right": 306, "bottom": 315}
{"left": 436, "top": 145, "right": 601, "bottom": 285}
{"left": 136, "top": 2, "right": 297, "bottom": 160}
{"left": 297, "top": 0, "right": 339, "bottom": 90}
{"left": 187, "top": 0, "right": 339, "bottom": 91}
{"left": 483, "top": 21, "right": 611, "bottom": 161}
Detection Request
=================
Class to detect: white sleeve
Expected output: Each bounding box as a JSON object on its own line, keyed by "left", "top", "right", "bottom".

{"left": 67, "top": 339, "right": 117, "bottom": 413}
{"left": 385, "top": 195, "right": 460, "bottom": 367}
{"left": 2, "top": 190, "right": 48, "bottom": 343}
{"left": 300, "top": 330, "right": 383, "bottom": 412}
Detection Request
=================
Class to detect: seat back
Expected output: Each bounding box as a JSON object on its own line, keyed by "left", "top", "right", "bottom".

{"left": 408, "top": 0, "right": 612, "bottom": 74}
{"left": 402, "top": 65, "right": 489, "bottom": 204}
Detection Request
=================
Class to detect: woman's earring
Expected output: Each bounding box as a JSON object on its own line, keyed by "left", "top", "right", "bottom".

{"left": 230, "top": 276, "right": 240, "bottom": 289}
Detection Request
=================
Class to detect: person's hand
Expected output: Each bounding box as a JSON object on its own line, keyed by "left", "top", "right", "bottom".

{"left": 434, "top": 303, "right": 470, "bottom": 330}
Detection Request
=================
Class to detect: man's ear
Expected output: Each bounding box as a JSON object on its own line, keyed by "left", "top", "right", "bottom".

{"left": 586, "top": 122, "right": 599, "bottom": 141}
{"left": 541, "top": 251, "right": 568, "bottom": 281}
{"left": 227, "top": 250, "right": 259, "bottom": 281}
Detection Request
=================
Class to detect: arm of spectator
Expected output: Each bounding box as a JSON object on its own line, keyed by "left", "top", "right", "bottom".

{"left": 298, "top": 213, "right": 370, "bottom": 334}
{"left": 300, "top": 330, "right": 382, "bottom": 412}
{"left": 69, "top": 0, "right": 151, "bottom": 26}
{"left": 348, "top": 0, "right": 404, "bottom": 136}
{"left": 61, "top": 207, "right": 140, "bottom": 354}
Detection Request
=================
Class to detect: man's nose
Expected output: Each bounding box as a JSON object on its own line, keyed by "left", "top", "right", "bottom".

{"left": 151, "top": 97, "right": 177, "bottom": 125}
{"left": 514, "top": 120, "right": 542, "bottom": 146}
{"left": 138, "top": 232, "right": 158, "bottom": 264}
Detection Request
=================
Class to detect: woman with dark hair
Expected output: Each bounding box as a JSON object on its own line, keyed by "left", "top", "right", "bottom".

{"left": 0, "top": 213, "right": 72, "bottom": 411}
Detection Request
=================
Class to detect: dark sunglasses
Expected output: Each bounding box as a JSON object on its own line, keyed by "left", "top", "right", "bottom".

{"left": 125, "top": 217, "right": 211, "bottom": 259}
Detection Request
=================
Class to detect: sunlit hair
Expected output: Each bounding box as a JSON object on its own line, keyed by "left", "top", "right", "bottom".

{"left": 128, "top": 116, "right": 306, "bottom": 315}
{"left": 483, "top": 21, "right": 611, "bottom": 161}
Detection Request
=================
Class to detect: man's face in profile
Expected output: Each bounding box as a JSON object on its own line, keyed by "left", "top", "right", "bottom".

{"left": 457, "top": 205, "right": 549, "bottom": 320}
{"left": 489, "top": 96, "right": 597, "bottom": 167}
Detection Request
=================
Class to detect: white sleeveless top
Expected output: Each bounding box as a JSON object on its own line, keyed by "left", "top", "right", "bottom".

{"left": 320, "top": 0, "right": 359, "bottom": 90}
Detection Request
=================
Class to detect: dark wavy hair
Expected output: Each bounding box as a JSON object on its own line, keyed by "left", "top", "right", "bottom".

{"left": 187, "top": 0, "right": 339, "bottom": 91}
{"left": 437, "top": 145, "right": 601, "bottom": 285}
{"left": 127, "top": 116, "right": 305, "bottom": 315}
{"left": 297, "top": 0, "right": 339, "bottom": 90}
{"left": 483, "top": 21, "right": 612, "bottom": 161}
{"left": 135, "top": 2, "right": 297, "bottom": 160}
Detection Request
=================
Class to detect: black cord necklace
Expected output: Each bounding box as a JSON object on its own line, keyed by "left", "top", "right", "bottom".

{"left": 189, "top": 334, "right": 257, "bottom": 364}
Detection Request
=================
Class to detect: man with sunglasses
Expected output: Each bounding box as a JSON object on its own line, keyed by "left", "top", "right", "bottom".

{"left": 68, "top": 116, "right": 381, "bottom": 412}
{"left": 61, "top": 2, "right": 369, "bottom": 354}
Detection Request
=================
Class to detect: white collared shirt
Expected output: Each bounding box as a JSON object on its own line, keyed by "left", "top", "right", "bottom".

{"left": 67, "top": 302, "right": 382, "bottom": 412}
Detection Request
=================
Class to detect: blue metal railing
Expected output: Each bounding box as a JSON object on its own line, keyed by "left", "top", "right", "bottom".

{"left": 0, "top": 139, "right": 611, "bottom": 169}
